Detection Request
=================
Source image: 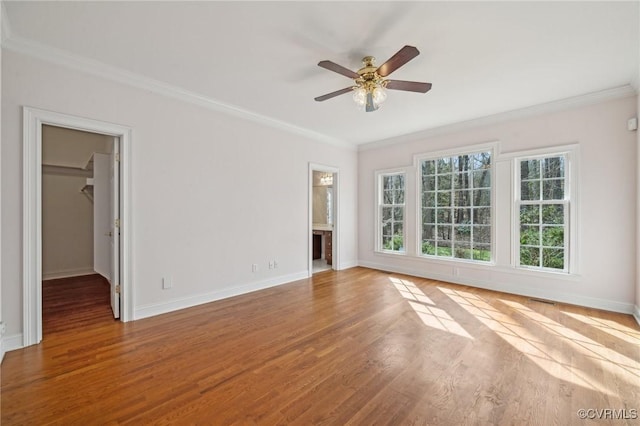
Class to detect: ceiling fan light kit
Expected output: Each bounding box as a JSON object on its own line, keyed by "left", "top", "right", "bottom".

{"left": 315, "top": 45, "right": 432, "bottom": 112}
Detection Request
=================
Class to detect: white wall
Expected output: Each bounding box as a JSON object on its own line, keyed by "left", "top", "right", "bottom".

{"left": 359, "top": 95, "right": 638, "bottom": 314}
{"left": 42, "top": 173, "right": 94, "bottom": 279}
{"left": 1, "top": 49, "right": 358, "bottom": 341}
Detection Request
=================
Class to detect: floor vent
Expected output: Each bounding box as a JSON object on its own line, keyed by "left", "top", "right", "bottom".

{"left": 529, "top": 298, "right": 556, "bottom": 305}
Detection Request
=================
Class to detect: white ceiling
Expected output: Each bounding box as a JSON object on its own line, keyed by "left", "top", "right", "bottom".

{"left": 3, "top": 1, "right": 639, "bottom": 146}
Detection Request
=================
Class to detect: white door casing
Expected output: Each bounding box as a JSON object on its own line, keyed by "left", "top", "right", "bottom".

{"left": 110, "top": 140, "right": 120, "bottom": 319}
{"left": 23, "top": 107, "right": 132, "bottom": 346}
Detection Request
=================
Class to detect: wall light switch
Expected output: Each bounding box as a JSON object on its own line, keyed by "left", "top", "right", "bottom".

{"left": 162, "top": 277, "right": 172, "bottom": 289}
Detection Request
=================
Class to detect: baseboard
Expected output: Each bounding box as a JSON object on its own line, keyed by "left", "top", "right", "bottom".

{"left": 134, "top": 270, "right": 310, "bottom": 320}
{"left": 633, "top": 305, "right": 640, "bottom": 327}
{"left": 43, "top": 267, "right": 96, "bottom": 280}
{"left": 358, "top": 260, "right": 635, "bottom": 315}
{"left": 0, "top": 333, "right": 24, "bottom": 362}
{"left": 337, "top": 260, "right": 359, "bottom": 270}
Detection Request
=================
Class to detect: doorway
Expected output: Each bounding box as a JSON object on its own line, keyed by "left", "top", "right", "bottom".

{"left": 22, "top": 107, "right": 132, "bottom": 347}
{"left": 309, "top": 163, "right": 339, "bottom": 275}
{"left": 41, "top": 125, "right": 117, "bottom": 334}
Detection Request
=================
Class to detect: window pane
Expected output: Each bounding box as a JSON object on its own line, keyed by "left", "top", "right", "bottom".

{"left": 473, "top": 189, "right": 491, "bottom": 206}
{"left": 422, "top": 160, "right": 436, "bottom": 175}
{"left": 423, "top": 208, "right": 436, "bottom": 224}
{"left": 453, "top": 208, "right": 471, "bottom": 224}
{"left": 383, "top": 176, "right": 393, "bottom": 190}
{"left": 454, "top": 172, "right": 470, "bottom": 190}
{"left": 472, "top": 152, "right": 491, "bottom": 170}
{"left": 542, "top": 248, "right": 564, "bottom": 269}
{"left": 474, "top": 226, "right": 491, "bottom": 244}
{"left": 517, "top": 154, "right": 570, "bottom": 272}
{"left": 474, "top": 207, "right": 491, "bottom": 225}
{"left": 382, "top": 207, "right": 392, "bottom": 221}
{"left": 542, "top": 226, "right": 564, "bottom": 247}
{"left": 473, "top": 244, "right": 491, "bottom": 261}
{"left": 520, "top": 246, "right": 540, "bottom": 267}
{"left": 437, "top": 208, "right": 452, "bottom": 224}
{"left": 382, "top": 235, "right": 392, "bottom": 250}
{"left": 437, "top": 174, "right": 452, "bottom": 190}
{"left": 382, "top": 221, "right": 391, "bottom": 236}
{"left": 521, "top": 180, "right": 540, "bottom": 200}
{"left": 422, "top": 240, "right": 436, "bottom": 255}
{"left": 453, "top": 155, "right": 472, "bottom": 172}
{"left": 473, "top": 170, "right": 491, "bottom": 189}
{"left": 383, "top": 190, "right": 393, "bottom": 204}
{"left": 437, "top": 192, "right": 451, "bottom": 207}
{"left": 422, "top": 225, "right": 435, "bottom": 240}
{"left": 521, "top": 159, "right": 540, "bottom": 180}
{"left": 454, "top": 190, "right": 471, "bottom": 207}
{"left": 394, "top": 220, "right": 403, "bottom": 234}
{"left": 393, "top": 207, "right": 404, "bottom": 222}
{"left": 542, "top": 204, "right": 564, "bottom": 224}
{"left": 520, "top": 205, "right": 540, "bottom": 224}
{"left": 423, "top": 191, "right": 435, "bottom": 207}
{"left": 421, "top": 150, "right": 492, "bottom": 262}
{"left": 435, "top": 225, "right": 452, "bottom": 242}
{"left": 454, "top": 242, "right": 472, "bottom": 259}
{"left": 437, "top": 157, "right": 452, "bottom": 174}
{"left": 454, "top": 226, "right": 471, "bottom": 242}
{"left": 436, "top": 240, "right": 452, "bottom": 257}
{"left": 520, "top": 225, "right": 540, "bottom": 245}
{"left": 542, "top": 156, "right": 565, "bottom": 179}
{"left": 422, "top": 175, "right": 435, "bottom": 191}
{"left": 379, "top": 173, "right": 405, "bottom": 253}
{"left": 543, "top": 179, "right": 564, "bottom": 200}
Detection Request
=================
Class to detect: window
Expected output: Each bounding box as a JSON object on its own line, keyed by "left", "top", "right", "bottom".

{"left": 517, "top": 154, "right": 569, "bottom": 271}
{"left": 419, "top": 150, "right": 492, "bottom": 262}
{"left": 378, "top": 172, "right": 405, "bottom": 253}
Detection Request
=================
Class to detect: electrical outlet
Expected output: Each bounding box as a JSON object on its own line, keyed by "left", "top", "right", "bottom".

{"left": 0, "top": 322, "right": 6, "bottom": 336}
{"left": 162, "top": 277, "right": 172, "bottom": 290}
{"left": 252, "top": 264, "right": 258, "bottom": 273}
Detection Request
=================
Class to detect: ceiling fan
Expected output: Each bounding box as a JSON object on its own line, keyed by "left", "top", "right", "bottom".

{"left": 314, "top": 45, "right": 432, "bottom": 112}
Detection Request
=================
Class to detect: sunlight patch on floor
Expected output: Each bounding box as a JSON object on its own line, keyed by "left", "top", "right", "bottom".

{"left": 502, "top": 299, "right": 640, "bottom": 382}
{"left": 389, "top": 277, "right": 473, "bottom": 339}
{"left": 561, "top": 311, "right": 640, "bottom": 345}
{"left": 439, "top": 286, "right": 614, "bottom": 395}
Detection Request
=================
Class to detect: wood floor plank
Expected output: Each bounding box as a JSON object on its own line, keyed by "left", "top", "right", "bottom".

{"left": 1, "top": 268, "right": 639, "bottom": 425}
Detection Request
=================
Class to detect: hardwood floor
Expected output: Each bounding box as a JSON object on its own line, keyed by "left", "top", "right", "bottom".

{"left": 2, "top": 268, "right": 639, "bottom": 425}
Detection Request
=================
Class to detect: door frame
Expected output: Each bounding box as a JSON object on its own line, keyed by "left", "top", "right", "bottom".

{"left": 308, "top": 163, "right": 339, "bottom": 275}
{"left": 22, "top": 106, "right": 133, "bottom": 347}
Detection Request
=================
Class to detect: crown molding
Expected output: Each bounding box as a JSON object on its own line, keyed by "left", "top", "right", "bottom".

{"left": 1, "top": 33, "right": 356, "bottom": 151}
{"left": 359, "top": 85, "right": 638, "bottom": 152}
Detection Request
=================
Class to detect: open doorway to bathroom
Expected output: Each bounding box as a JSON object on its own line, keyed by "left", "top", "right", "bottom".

{"left": 309, "top": 164, "right": 338, "bottom": 274}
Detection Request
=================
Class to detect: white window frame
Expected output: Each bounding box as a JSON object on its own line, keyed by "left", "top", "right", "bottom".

{"left": 512, "top": 145, "right": 579, "bottom": 274}
{"left": 375, "top": 169, "right": 407, "bottom": 255}
{"left": 414, "top": 143, "right": 496, "bottom": 264}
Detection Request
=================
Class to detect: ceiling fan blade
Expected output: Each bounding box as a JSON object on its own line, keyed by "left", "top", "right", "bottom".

{"left": 385, "top": 80, "right": 432, "bottom": 93}
{"left": 314, "top": 87, "right": 354, "bottom": 102}
{"left": 377, "top": 45, "right": 420, "bottom": 77}
{"left": 317, "top": 60, "right": 360, "bottom": 79}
